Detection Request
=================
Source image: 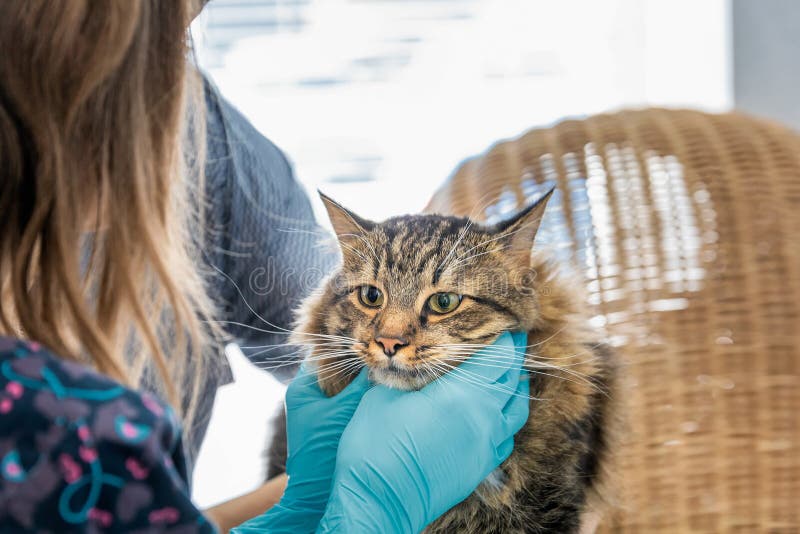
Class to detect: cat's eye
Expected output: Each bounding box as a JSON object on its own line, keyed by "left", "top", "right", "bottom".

{"left": 358, "top": 285, "right": 384, "bottom": 308}
{"left": 427, "top": 292, "right": 462, "bottom": 314}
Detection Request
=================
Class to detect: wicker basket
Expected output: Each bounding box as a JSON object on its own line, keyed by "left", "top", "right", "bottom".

{"left": 426, "top": 109, "right": 800, "bottom": 533}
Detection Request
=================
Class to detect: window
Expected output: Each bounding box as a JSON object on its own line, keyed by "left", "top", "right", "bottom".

{"left": 193, "top": 0, "right": 729, "bottom": 221}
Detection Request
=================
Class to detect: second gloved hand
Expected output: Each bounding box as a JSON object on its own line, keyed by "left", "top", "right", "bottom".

{"left": 318, "top": 331, "right": 530, "bottom": 534}
{"left": 234, "top": 363, "right": 370, "bottom": 533}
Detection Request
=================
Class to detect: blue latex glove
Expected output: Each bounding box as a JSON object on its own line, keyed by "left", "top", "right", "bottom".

{"left": 234, "top": 363, "right": 370, "bottom": 533}
{"left": 317, "top": 331, "right": 530, "bottom": 534}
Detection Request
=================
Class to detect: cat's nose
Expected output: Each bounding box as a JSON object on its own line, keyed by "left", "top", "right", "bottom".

{"left": 375, "top": 336, "right": 408, "bottom": 357}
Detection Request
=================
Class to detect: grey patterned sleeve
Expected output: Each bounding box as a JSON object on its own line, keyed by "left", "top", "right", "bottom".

{"left": 201, "top": 76, "right": 337, "bottom": 382}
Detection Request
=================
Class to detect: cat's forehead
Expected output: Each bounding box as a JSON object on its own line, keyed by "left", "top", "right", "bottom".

{"left": 380, "top": 214, "right": 481, "bottom": 240}
{"left": 373, "top": 214, "right": 487, "bottom": 254}
{"left": 347, "top": 214, "right": 497, "bottom": 292}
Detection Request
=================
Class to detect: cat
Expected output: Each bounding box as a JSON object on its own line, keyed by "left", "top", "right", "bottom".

{"left": 266, "top": 189, "right": 620, "bottom": 533}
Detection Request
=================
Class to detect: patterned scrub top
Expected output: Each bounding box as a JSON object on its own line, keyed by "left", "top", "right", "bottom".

{"left": 0, "top": 337, "right": 216, "bottom": 533}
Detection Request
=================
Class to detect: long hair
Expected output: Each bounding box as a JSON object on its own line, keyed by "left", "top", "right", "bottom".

{"left": 0, "top": 1, "right": 217, "bottom": 421}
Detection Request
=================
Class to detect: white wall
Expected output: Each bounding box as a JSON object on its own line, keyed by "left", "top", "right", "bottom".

{"left": 733, "top": 0, "right": 800, "bottom": 130}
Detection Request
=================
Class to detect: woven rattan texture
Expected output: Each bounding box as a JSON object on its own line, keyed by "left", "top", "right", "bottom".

{"left": 426, "top": 109, "right": 800, "bottom": 533}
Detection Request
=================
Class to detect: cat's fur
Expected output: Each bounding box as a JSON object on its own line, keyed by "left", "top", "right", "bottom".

{"left": 267, "top": 190, "right": 619, "bottom": 533}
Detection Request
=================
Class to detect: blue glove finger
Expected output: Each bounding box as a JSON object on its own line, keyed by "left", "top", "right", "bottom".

{"left": 510, "top": 330, "right": 528, "bottom": 353}
{"left": 263, "top": 362, "right": 371, "bottom": 533}
{"left": 299, "top": 359, "right": 326, "bottom": 383}
{"left": 494, "top": 354, "right": 524, "bottom": 391}
{"left": 337, "top": 366, "right": 370, "bottom": 399}
{"left": 501, "top": 371, "right": 530, "bottom": 435}
{"left": 454, "top": 331, "right": 522, "bottom": 383}
{"left": 286, "top": 360, "right": 324, "bottom": 401}
{"left": 290, "top": 359, "right": 368, "bottom": 399}
{"left": 494, "top": 435, "right": 515, "bottom": 464}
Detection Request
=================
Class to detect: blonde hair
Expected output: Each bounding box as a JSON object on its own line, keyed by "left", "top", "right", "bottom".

{"left": 0, "top": 1, "right": 217, "bottom": 421}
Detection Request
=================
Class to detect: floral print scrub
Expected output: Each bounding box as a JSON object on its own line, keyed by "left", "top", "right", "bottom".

{"left": 0, "top": 337, "right": 215, "bottom": 532}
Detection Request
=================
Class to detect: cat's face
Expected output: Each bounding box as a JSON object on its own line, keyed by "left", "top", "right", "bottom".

{"left": 300, "top": 190, "right": 552, "bottom": 391}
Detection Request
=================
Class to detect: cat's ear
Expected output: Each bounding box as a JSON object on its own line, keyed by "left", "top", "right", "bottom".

{"left": 318, "top": 191, "right": 375, "bottom": 245}
{"left": 493, "top": 187, "right": 554, "bottom": 261}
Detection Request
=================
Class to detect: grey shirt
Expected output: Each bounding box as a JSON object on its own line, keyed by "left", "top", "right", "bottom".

{"left": 187, "top": 75, "right": 335, "bottom": 462}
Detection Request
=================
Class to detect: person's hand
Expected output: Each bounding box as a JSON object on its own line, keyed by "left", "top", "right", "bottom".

{"left": 233, "top": 363, "right": 370, "bottom": 533}
{"left": 317, "top": 331, "right": 530, "bottom": 534}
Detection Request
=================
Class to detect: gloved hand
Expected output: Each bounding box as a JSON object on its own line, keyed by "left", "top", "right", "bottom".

{"left": 234, "top": 362, "right": 370, "bottom": 533}
{"left": 317, "top": 331, "right": 530, "bottom": 534}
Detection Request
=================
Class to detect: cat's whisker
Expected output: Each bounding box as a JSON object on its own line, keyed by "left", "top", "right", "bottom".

{"left": 252, "top": 355, "right": 353, "bottom": 368}
{"left": 276, "top": 226, "right": 331, "bottom": 238}
{"left": 289, "top": 354, "right": 361, "bottom": 374}
{"left": 245, "top": 346, "right": 309, "bottom": 362}
{"left": 434, "top": 340, "right": 588, "bottom": 362}
{"left": 452, "top": 350, "right": 605, "bottom": 389}
{"left": 436, "top": 190, "right": 515, "bottom": 275}
{"left": 423, "top": 359, "right": 543, "bottom": 401}
{"left": 437, "top": 190, "right": 516, "bottom": 275}
{"left": 207, "top": 265, "right": 302, "bottom": 334}
{"left": 309, "top": 352, "right": 361, "bottom": 363}
{"left": 249, "top": 347, "right": 360, "bottom": 369}
{"left": 337, "top": 239, "right": 373, "bottom": 264}
{"left": 422, "top": 359, "right": 439, "bottom": 384}
{"left": 456, "top": 213, "right": 544, "bottom": 261}
{"left": 424, "top": 358, "right": 521, "bottom": 394}
{"left": 301, "top": 352, "right": 361, "bottom": 364}
{"left": 239, "top": 339, "right": 354, "bottom": 351}
{"left": 439, "top": 214, "right": 549, "bottom": 276}
{"left": 464, "top": 189, "right": 509, "bottom": 221}
{"left": 437, "top": 323, "right": 575, "bottom": 352}
{"left": 338, "top": 232, "right": 381, "bottom": 264}
{"left": 239, "top": 336, "right": 356, "bottom": 348}
{"left": 435, "top": 367, "right": 540, "bottom": 402}
{"left": 437, "top": 345, "right": 596, "bottom": 363}
{"left": 209, "top": 265, "right": 361, "bottom": 347}
{"left": 277, "top": 226, "right": 351, "bottom": 253}
{"left": 436, "top": 217, "right": 476, "bottom": 275}
{"left": 313, "top": 359, "right": 362, "bottom": 376}
{"left": 206, "top": 319, "right": 292, "bottom": 337}
{"left": 250, "top": 353, "right": 356, "bottom": 372}
{"left": 242, "top": 339, "right": 357, "bottom": 361}
{"left": 252, "top": 360, "right": 306, "bottom": 371}
{"left": 277, "top": 347, "right": 357, "bottom": 359}
{"left": 314, "top": 359, "right": 365, "bottom": 384}
{"left": 433, "top": 346, "right": 608, "bottom": 396}
{"left": 436, "top": 345, "right": 589, "bottom": 361}
{"left": 251, "top": 355, "right": 316, "bottom": 371}
{"left": 454, "top": 357, "right": 604, "bottom": 395}
{"left": 256, "top": 359, "right": 359, "bottom": 377}
{"left": 318, "top": 363, "right": 364, "bottom": 381}
{"left": 528, "top": 356, "right": 601, "bottom": 369}
{"left": 437, "top": 353, "right": 600, "bottom": 373}
{"left": 208, "top": 320, "right": 356, "bottom": 347}
{"left": 444, "top": 247, "right": 507, "bottom": 273}
{"left": 432, "top": 344, "right": 590, "bottom": 362}
{"left": 422, "top": 361, "right": 449, "bottom": 387}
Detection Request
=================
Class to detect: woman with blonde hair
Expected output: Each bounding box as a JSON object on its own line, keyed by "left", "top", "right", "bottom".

{"left": 0, "top": 1, "right": 529, "bottom": 532}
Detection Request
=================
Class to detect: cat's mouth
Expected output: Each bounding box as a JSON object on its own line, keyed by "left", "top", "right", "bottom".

{"left": 368, "top": 362, "right": 436, "bottom": 391}
{"left": 357, "top": 344, "right": 450, "bottom": 391}
{"left": 352, "top": 336, "right": 505, "bottom": 390}
{"left": 384, "top": 361, "right": 421, "bottom": 377}
{"left": 368, "top": 353, "right": 421, "bottom": 375}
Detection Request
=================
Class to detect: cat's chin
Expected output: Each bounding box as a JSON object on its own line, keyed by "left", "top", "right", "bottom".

{"left": 368, "top": 366, "right": 432, "bottom": 391}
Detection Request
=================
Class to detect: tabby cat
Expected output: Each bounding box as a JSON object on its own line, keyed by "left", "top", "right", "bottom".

{"left": 267, "top": 189, "right": 619, "bottom": 533}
